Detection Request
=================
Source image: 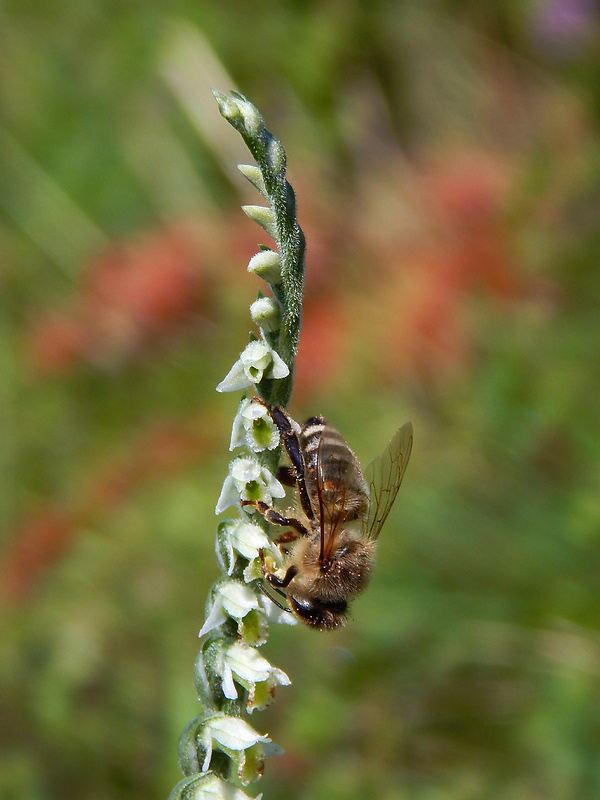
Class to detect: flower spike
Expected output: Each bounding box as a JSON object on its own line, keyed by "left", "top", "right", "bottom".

{"left": 171, "top": 90, "right": 307, "bottom": 798}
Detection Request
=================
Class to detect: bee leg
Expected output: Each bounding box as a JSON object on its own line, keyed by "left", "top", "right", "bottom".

{"left": 267, "top": 564, "right": 298, "bottom": 589}
{"left": 241, "top": 500, "right": 309, "bottom": 537}
{"left": 257, "top": 553, "right": 286, "bottom": 599}
{"left": 276, "top": 465, "right": 296, "bottom": 486}
{"left": 258, "top": 547, "right": 298, "bottom": 590}
{"left": 254, "top": 400, "right": 315, "bottom": 522}
{"left": 257, "top": 549, "right": 292, "bottom": 611}
{"left": 273, "top": 530, "right": 299, "bottom": 545}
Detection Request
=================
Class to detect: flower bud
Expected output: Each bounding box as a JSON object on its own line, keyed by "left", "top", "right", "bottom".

{"left": 242, "top": 205, "right": 278, "bottom": 240}
{"left": 230, "top": 92, "right": 262, "bottom": 136}
{"left": 250, "top": 296, "right": 281, "bottom": 333}
{"left": 247, "top": 250, "right": 282, "bottom": 285}
{"left": 238, "top": 164, "right": 267, "bottom": 199}
{"left": 212, "top": 90, "right": 262, "bottom": 137}
{"left": 212, "top": 89, "right": 242, "bottom": 124}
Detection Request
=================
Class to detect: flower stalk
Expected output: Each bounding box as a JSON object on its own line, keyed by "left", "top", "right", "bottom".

{"left": 168, "top": 90, "right": 306, "bottom": 800}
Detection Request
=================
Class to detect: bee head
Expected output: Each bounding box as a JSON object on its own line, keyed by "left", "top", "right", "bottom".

{"left": 288, "top": 592, "right": 348, "bottom": 630}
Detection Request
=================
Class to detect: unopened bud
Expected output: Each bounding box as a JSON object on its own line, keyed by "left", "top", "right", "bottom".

{"left": 242, "top": 205, "right": 278, "bottom": 240}
{"left": 231, "top": 91, "right": 262, "bottom": 136}
{"left": 238, "top": 164, "right": 267, "bottom": 199}
{"left": 212, "top": 89, "right": 243, "bottom": 125}
{"left": 247, "top": 250, "right": 282, "bottom": 285}
{"left": 250, "top": 297, "right": 281, "bottom": 332}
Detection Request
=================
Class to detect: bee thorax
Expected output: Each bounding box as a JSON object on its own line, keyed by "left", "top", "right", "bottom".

{"left": 291, "top": 535, "right": 375, "bottom": 602}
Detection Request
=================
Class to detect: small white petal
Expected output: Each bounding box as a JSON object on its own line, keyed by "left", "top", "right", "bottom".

{"left": 271, "top": 667, "right": 292, "bottom": 687}
{"left": 259, "top": 595, "right": 297, "bottom": 626}
{"left": 225, "top": 642, "right": 272, "bottom": 683}
{"left": 229, "top": 398, "right": 252, "bottom": 451}
{"left": 261, "top": 467, "right": 285, "bottom": 498}
{"left": 199, "top": 595, "right": 227, "bottom": 637}
{"left": 220, "top": 580, "right": 260, "bottom": 619}
{"left": 229, "top": 418, "right": 247, "bottom": 451}
{"left": 209, "top": 715, "right": 270, "bottom": 751}
{"left": 266, "top": 349, "right": 289, "bottom": 380}
{"left": 201, "top": 725, "right": 213, "bottom": 772}
{"left": 221, "top": 661, "right": 238, "bottom": 700}
{"left": 231, "top": 457, "right": 261, "bottom": 485}
{"left": 216, "top": 360, "right": 252, "bottom": 393}
{"left": 228, "top": 520, "right": 270, "bottom": 560}
{"left": 241, "top": 402, "right": 268, "bottom": 422}
{"left": 215, "top": 522, "right": 236, "bottom": 575}
{"left": 215, "top": 475, "right": 239, "bottom": 515}
{"left": 240, "top": 340, "right": 271, "bottom": 368}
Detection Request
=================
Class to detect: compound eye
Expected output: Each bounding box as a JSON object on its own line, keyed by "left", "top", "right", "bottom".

{"left": 289, "top": 595, "right": 348, "bottom": 629}
{"left": 289, "top": 595, "right": 317, "bottom": 621}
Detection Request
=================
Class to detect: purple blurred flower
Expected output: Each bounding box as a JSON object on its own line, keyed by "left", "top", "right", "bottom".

{"left": 534, "top": 0, "right": 597, "bottom": 53}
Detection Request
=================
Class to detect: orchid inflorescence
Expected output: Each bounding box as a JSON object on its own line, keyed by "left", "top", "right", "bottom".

{"left": 168, "top": 90, "right": 306, "bottom": 800}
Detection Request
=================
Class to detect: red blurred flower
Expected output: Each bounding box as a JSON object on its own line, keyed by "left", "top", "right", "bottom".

{"left": 1, "top": 506, "right": 75, "bottom": 603}
{"left": 26, "top": 223, "right": 217, "bottom": 374}
{"left": 368, "top": 152, "right": 533, "bottom": 385}
{"left": 1, "top": 418, "right": 218, "bottom": 603}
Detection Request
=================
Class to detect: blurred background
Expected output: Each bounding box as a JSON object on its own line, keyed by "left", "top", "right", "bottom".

{"left": 2, "top": 1, "right": 600, "bottom": 798}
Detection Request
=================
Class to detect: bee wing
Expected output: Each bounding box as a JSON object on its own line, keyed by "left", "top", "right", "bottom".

{"left": 316, "top": 424, "right": 362, "bottom": 562}
{"left": 364, "top": 422, "right": 413, "bottom": 540}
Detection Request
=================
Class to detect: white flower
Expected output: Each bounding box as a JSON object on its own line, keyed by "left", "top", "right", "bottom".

{"left": 230, "top": 398, "right": 279, "bottom": 452}
{"left": 215, "top": 457, "right": 284, "bottom": 515}
{"left": 216, "top": 340, "right": 288, "bottom": 393}
{"left": 198, "top": 714, "right": 271, "bottom": 774}
{"left": 216, "top": 641, "right": 291, "bottom": 712}
{"left": 199, "top": 579, "right": 260, "bottom": 638}
{"left": 215, "top": 518, "right": 271, "bottom": 576}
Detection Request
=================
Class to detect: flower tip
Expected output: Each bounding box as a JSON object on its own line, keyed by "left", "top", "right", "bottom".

{"left": 212, "top": 89, "right": 242, "bottom": 123}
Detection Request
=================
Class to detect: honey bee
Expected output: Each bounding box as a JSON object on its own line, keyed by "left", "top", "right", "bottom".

{"left": 243, "top": 402, "right": 412, "bottom": 630}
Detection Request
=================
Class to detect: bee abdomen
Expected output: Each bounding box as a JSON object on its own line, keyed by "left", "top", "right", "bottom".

{"left": 301, "top": 416, "right": 327, "bottom": 474}
{"left": 302, "top": 417, "right": 355, "bottom": 471}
